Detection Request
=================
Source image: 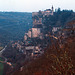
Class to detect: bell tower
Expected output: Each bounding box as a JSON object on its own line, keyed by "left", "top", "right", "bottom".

{"left": 52, "top": 5, "right": 54, "bottom": 11}
{"left": 51, "top": 5, "right": 54, "bottom": 15}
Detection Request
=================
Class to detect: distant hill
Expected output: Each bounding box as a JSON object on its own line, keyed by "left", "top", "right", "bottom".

{"left": 0, "top": 12, "right": 32, "bottom": 46}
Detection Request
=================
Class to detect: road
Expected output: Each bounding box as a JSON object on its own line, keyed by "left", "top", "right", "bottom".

{"left": 0, "top": 45, "right": 13, "bottom": 67}
{"left": 0, "top": 45, "right": 7, "bottom": 56}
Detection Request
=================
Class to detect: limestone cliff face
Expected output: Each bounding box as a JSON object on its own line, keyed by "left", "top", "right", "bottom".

{"left": 24, "top": 6, "right": 54, "bottom": 40}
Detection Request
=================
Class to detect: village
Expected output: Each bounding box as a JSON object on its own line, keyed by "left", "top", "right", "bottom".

{"left": 1, "top": 6, "right": 74, "bottom": 61}
{"left": 10, "top": 6, "right": 65, "bottom": 58}
{"left": 0, "top": 5, "right": 75, "bottom": 75}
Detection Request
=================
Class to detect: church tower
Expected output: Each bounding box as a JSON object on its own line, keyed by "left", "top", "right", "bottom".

{"left": 52, "top": 5, "right": 53, "bottom": 11}
{"left": 51, "top": 5, "right": 54, "bottom": 15}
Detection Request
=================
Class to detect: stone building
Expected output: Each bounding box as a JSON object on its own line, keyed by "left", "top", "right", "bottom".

{"left": 32, "top": 6, "right": 54, "bottom": 25}
{"left": 32, "top": 24, "right": 42, "bottom": 38}
{"left": 32, "top": 28, "right": 40, "bottom": 37}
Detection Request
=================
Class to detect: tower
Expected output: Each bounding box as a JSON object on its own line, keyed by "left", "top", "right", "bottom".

{"left": 51, "top": 5, "right": 54, "bottom": 15}
{"left": 52, "top": 5, "right": 54, "bottom": 11}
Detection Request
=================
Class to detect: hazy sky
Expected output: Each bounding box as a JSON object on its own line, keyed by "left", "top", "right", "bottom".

{"left": 0, "top": 0, "right": 75, "bottom": 12}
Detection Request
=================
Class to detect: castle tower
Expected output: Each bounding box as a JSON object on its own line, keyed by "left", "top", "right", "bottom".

{"left": 52, "top": 5, "right": 54, "bottom": 11}
{"left": 51, "top": 5, "right": 54, "bottom": 15}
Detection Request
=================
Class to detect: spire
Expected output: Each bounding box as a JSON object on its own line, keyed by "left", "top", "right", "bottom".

{"left": 51, "top": 5, "right": 54, "bottom": 15}
{"left": 52, "top": 5, "right": 53, "bottom": 11}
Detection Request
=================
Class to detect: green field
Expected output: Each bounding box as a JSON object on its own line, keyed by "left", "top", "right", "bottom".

{"left": 0, "top": 57, "right": 4, "bottom": 75}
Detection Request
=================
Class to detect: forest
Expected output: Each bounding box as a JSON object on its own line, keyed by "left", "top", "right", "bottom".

{"left": 0, "top": 12, "right": 32, "bottom": 46}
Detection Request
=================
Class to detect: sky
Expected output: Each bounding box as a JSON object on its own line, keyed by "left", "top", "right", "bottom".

{"left": 0, "top": 0, "right": 75, "bottom": 12}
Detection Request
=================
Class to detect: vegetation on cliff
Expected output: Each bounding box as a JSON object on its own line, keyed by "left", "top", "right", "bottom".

{"left": 12, "top": 20, "right": 75, "bottom": 75}
{"left": 12, "top": 35, "right": 75, "bottom": 75}
{"left": 43, "top": 9, "right": 75, "bottom": 33}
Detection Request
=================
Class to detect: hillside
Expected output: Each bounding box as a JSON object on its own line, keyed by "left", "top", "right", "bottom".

{"left": 12, "top": 34, "right": 75, "bottom": 75}
{"left": 12, "top": 17, "right": 75, "bottom": 75}
{"left": 43, "top": 9, "right": 75, "bottom": 33}
{"left": 0, "top": 10, "right": 75, "bottom": 75}
{"left": 0, "top": 12, "right": 32, "bottom": 46}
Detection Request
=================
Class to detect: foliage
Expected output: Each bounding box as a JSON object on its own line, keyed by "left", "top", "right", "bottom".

{"left": 0, "top": 57, "right": 4, "bottom": 75}
{"left": 49, "top": 43, "right": 75, "bottom": 75}
{"left": 0, "top": 12, "right": 32, "bottom": 46}
{"left": 2, "top": 44, "right": 25, "bottom": 64}
{"left": 12, "top": 35, "right": 75, "bottom": 75}
{"left": 43, "top": 9, "right": 75, "bottom": 33}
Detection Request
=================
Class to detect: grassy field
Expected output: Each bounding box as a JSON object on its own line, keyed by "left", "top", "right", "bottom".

{"left": 0, "top": 57, "right": 4, "bottom": 75}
